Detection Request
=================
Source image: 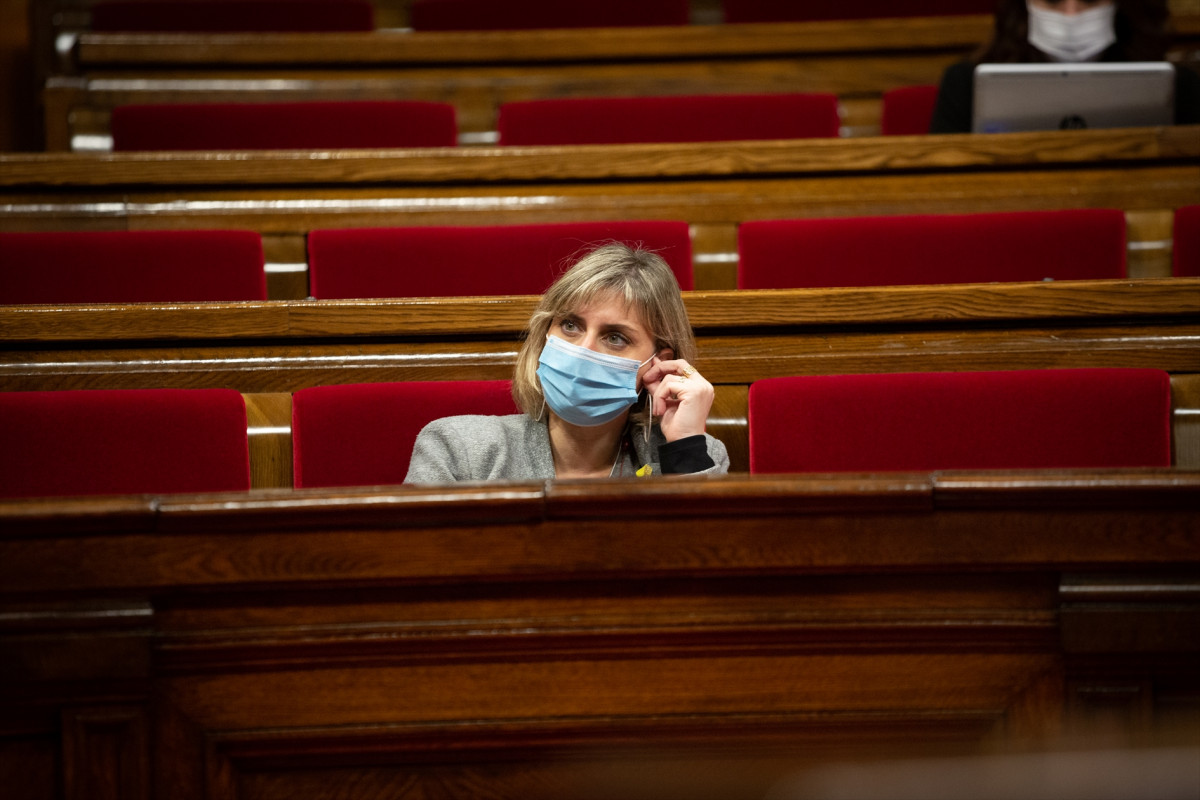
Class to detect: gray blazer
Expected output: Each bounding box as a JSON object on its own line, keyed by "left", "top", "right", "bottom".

{"left": 404, "top": 414, "right": 729, "bottom": 484}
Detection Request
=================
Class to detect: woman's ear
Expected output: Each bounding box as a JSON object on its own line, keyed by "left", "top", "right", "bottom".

{"left": 656, "top": 345, "right": 675, "bottom": 361}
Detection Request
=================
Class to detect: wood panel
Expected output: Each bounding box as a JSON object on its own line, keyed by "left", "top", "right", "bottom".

{"left": 1, "top": 473, "right": 1197, "bottom": 799}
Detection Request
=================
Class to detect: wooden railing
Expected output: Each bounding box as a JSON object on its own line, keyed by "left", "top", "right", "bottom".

{"left": 2, "top": 471, "right": 1197, "bottom": 799}
{"left": 4, "top": 128, "right": 1199, "bottom": 294}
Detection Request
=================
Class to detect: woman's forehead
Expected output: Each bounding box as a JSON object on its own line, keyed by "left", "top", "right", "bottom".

{"left": 567, "top": 290, "right": 649, "bottom": 329}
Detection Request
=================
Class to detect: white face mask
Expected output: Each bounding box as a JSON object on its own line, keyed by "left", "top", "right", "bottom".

{"left": 1026, "top": 1, "right": 1117, "bottom": 62}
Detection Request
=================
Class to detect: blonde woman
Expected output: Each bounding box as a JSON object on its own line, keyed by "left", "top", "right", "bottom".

{"left": 405, "top": 243, "right": 729, "bottom": 483}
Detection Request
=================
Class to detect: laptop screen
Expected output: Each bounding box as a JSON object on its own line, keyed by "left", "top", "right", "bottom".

{"left": 972, "top": 62, "right": 1175, "bottom": 133}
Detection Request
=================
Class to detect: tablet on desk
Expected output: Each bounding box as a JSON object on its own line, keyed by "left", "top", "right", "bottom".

{"left": 972, "top": 62, "right": 1175, "bottom": 133}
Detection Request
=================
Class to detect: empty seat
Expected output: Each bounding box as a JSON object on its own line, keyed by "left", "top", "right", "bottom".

{"left": 0, "top": 230, "right": 266, "bottom": 304}
{"left": 722, "top": 0, "right": 995, "bottom": 23}
{"left": 881, "top": 85, "right": 939, "bottom": 135}
{"left": 748, "top": 368, "right": 1173, "bottom": 474}
{"left": 307, "top": 221, "right": 693, "bottom": 298}
{"left": 409, "top": 0, "right": 688, "bottom": 30}
{"left": 91, "top": 0, "right": 374, "bottom": 32}
{"left": 737, "top": 209, "right": 1127, "bottom": 289}
{"left": 0, "top": 388, "right": 251, "bottom": 498}
{"left": 1174, "top": 205, "right": 1200, "bottom": 277}
{"left": 497, "top": 94, "right": 840, "bottom": 146}
{"left": 111, "top": 101, "right": 457, "bottom": 151}
{"left": 292, "top": 381, "right": 519, "bottom": 488}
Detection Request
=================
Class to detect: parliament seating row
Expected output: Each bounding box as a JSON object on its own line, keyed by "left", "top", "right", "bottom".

{"left": 0, "top": 367, "right": 1179, "bottom": 498}
{"left": 103, "top": 93, "right": 871, "bottom": 152}
{"left": 4, "top": 208, "right": 1198, "bottom": 305}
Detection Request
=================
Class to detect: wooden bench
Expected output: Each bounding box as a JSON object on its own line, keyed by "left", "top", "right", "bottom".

{"left": 2, "top": 472, "right": 1197, "bottom": 799}
{"left": 3, "top": 128, "right": 1199, "bottom": 295}
{"left": 4, "top": 279, "right": 1200, "bottom": 483}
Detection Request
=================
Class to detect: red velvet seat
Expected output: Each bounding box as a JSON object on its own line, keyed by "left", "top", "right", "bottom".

{"left": 737, "top": 209, "right": 1127, "bottom": 289}
{"left": 0, "top": 230, "right": 267, "bottom": 304}
{"left": 111, "top": 101, "right": 457, "bottom": 151}
{"left": 292, "top": 381, "right": 519, "bottom": 488}
{"left": 722, "top": 0, "right": 995, "bottom": 23}
{"left": 91, "top": 0, "right": 374, "bottom": 32}
{"left": 0, "top": 389, "right": 251, "bottom": 498}
{"left": 748, "top": 369, "right": 1173, "bottom": 474}
{"left": 409, "top": 0, "right": 688, "bottom": 30}
{"left": 307, "top": 221, "right": 693, "bottom": 298}
{"left": 1174, "top": 205, "right": 1200, "bottom": 277}
{"left": 497, "top": 94, "right": 840, "bottom": 146}
{"left": 881, "top": 85, "right": 939, "bottom": 135}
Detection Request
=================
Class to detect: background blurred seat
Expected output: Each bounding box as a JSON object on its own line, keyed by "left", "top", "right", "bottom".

{"left": 497, "top": 93, "right": 840, "bottom": 146}
{"left": 881, "top": 85, "right": 939, "bottom": 135}
{"left": 722, "top": 0, "right": 995, "bottom": 23}
{"left": 0, "top": 229, "right": 267, "bottom": 304}
{"left": 737, "top": 209, "right": 1127, "bottom": 289}
{"left": 90, "top": 0, "right": 375, "bottom": 31}
{"left": 1174, "top": 204, "right": 1199, "bottom": 277}
{"left": 307, "top": 220, "right": 694, "bottom": 298}
{"left": 748, "top": 368, "right": 1173, "bottom": 474}
{"left": 111, "top": 101, "right": 457, "bottom": 151}
{"left": 409, "top": 0, "right": 688, "bottom": 30}
{"left": 0, "top": 388, "right": 251, "bottom": 498}
{"left": 292, "top": 380, "right": 519, "bottom": 488}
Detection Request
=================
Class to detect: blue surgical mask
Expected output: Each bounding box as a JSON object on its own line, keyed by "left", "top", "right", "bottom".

{"left": 537, "top": 335, "right": 655, "bottom": 427}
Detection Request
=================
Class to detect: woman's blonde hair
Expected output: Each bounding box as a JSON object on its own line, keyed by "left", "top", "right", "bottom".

{"left": 512, "top": 242, "right": 696, "bottom": 418}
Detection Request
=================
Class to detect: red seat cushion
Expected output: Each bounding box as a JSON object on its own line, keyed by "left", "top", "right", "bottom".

{"left": 292, "top": 381, "right": 519, "bottom": 488}
{"left": 0, "top": 230, "right": 266, "bottom": 304}
{"left": 91, "top": 0, "right": 374, "bottom": 32}
{"left": 722, "top": 0, "right": 995, "bottom": 23}
{"left": 1173, "top": 205, "right": 1200, "bottom": 277}
{"left": 881, "top": 85, "right": 939, "bottom": 135}
{"left": 0, "top": 388, "right": 251, "bottom": 498}
{"left": 748, "top": 369, "right": 1173, "bottom": 474}
{"left": 498, "top": 94, "right": 840, "bottom": 146}
{"left": 737, "top": 210, "right": 1127, "bottom": 289}
{"left": 410, "top": 0, "right": 688, "bottom": 30}
{"left": 307, "top": 221, "right": 693, "bottom": 298}
{"left": 111, "top": 101, "right": 457, "bottom": 151}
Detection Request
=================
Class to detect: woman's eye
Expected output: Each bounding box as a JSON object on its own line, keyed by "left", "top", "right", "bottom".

{"left": 604, "top": 333, "right": 628, "bottom": 347}
{"left": 560, "top": 319, "right": 579, "bottom": 333}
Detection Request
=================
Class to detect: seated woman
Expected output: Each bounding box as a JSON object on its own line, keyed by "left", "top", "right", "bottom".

{"left": 930, "top": 0, "right": 1200, "bottom": 133}
{"left": 405, "top": 243, "right": 730, "bottom": 483}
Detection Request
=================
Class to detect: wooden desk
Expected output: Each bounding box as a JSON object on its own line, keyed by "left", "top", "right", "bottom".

{"left": 3, "top": 128, "right": 1199, "bottom": 293}
{"left": 2, "top": 471, "right": 1197, "bottom": 799}
{"left": 4, "top": 280, "right": 1200, "bottom": 481}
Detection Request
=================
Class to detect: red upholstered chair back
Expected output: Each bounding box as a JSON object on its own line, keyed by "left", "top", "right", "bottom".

{"left": 1174, "top": 205, "right": 1200, "bottom": 277}
{"left": 881, "top": 85, "right": 939, "bottom": 135}
{"left": 410, "top": 0, "right": 688, "bottom": 30}
{"left": 0, "top": 230, "right": 267, "bottom": 304}
{"left": 292, "top": 381, "right": 519, "bottom": 488}
{"left": 91, "top": 0, "right": 374, "bottom": 31}
{"left": 497, "top": 94, "right": 841, "bottom": 146}
{"left": 111, "top": 101, "right": 457, "bottom": 151}
{"left": 307, "top": 221, "right": 693, "bottom": 298}
{"left": 737, "top": 209, "right": 1127, "bottom": 289}
{"left": 0, "top": 389, "right": 251, "bottom": 498}
{"left": 748, "top": 369, "right": 1173, "bottom": 474}
{"left": 722, "top": 0, "right": 995, "bottom": 22}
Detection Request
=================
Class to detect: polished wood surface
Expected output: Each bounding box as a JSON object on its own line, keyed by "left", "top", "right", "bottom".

{"left": 2, "top": 472, "right": 1197, "bottom": 799}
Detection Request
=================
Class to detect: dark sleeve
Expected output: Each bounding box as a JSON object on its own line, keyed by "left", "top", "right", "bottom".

{"left": 658, "top": 434, "right": 716, "bottom": 474}
{"left": 929, "top": 61, "right": 975, "bottom": 134}
{"left": 1175, "top": 65, "right": 1200, "bottom": 126}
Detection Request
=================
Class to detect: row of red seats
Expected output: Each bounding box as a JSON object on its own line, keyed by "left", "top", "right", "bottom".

{"left": 104, "top": 92, "right": 941, "bottom": 151}
{"left": 0, "top": 367, "right": 1175, "bottom": 498}
{"left": 5, "top": 209, "right": 1199, "bottom": 305}
{"left": 87, "top": 0, "right": 997, "bottom": 32}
